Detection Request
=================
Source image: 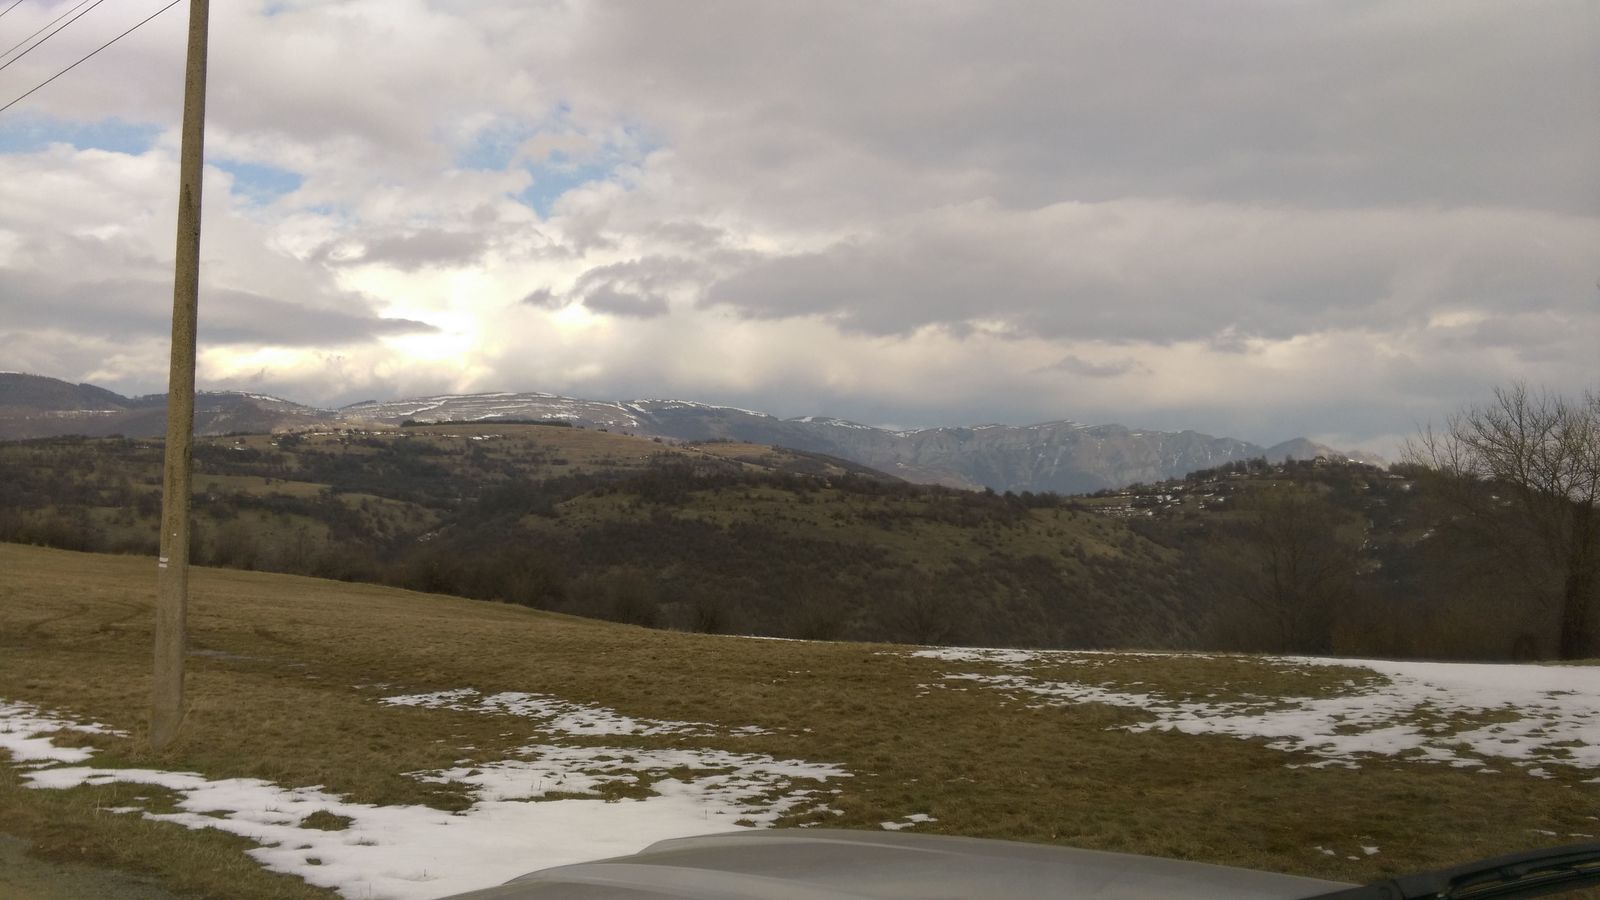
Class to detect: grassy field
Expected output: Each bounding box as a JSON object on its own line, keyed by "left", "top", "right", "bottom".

{"left": 2, "top": 542, "right": 1598, "bottom": 898}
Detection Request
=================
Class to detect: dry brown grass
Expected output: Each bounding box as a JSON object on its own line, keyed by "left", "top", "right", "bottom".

{"left": 2, "top": 542, "right": 1597, "bottom": 898}
{"left": 1018, "top": 652, "right": 1389, "bottom": 705}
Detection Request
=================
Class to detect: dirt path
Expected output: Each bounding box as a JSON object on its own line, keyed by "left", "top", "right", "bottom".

{"left": 0, "top": 833, "right": 179, "bottom": 900}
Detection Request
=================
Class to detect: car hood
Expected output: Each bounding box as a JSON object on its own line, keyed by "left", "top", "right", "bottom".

{"left": 443, "top": 828, "right": 1355, "bottom": 899}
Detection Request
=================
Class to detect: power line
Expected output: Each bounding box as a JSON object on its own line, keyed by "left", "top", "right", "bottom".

{"left": 0, "top": 0, "right": 94, "bottom": 62}
{"left": 0, "top": 1, "right": 27, "bottom": 24}
{"left": 0, "top": 0, "right": 181, "bottom": 115}
{"left": 0, "top": 0, "right": 108, "bottom": 75}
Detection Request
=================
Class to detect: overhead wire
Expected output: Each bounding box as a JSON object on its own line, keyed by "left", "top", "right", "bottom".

{"left": 0, "top": 0, "right": 94, "bottom": 62}
{"left": 0, "top": 0, "right": 110, "bottom": 74}
{"left": 0, "top": 0, "right": 27, "bottom": 24}
{"left": 0, "top": 0, "right": 181, "bottom": 115}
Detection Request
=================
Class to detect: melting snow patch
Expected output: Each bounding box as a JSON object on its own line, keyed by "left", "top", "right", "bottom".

{"left": 3, "top": 699, "right": 845, "bottom": 900}
{"left": 911, "top": 647, "right": 1047, "bottom": 666}
{"left": 880, "top": 813, "right": 937, "bottom": 831}
{"left": 382, "top": 689, "right": 767, "bottom": 737}
{"left": 909, "top": 650, "right": 1600, "bottom": 773}
{"left": 25, "top": 751, "right": 844, "bottom": 899}
{"left": 910, "top": 647, "right": 1214, "bottom": 666}
{"left": 0, "top": 701, "right": 125, "bottom": 764}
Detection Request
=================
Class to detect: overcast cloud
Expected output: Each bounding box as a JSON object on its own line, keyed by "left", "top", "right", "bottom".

{"left": 1, "top": 0, "right": 1596, "bottom": 454}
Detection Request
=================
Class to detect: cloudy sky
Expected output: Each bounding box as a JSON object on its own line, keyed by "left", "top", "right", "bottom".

{"left": 0, "top": 0, "right": 1595, "bottom": 453}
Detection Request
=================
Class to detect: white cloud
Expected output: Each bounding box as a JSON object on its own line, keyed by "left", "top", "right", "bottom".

{"left": 0, "top": 0, "right": 1595, "bottom": 451}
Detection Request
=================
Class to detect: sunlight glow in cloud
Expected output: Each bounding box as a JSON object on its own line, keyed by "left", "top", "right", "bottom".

{"left": 0, "top": 0, "right": 1595, "bottom": 453}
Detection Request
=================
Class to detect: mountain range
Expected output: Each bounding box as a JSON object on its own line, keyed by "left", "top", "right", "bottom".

{"left": 0, "top": 372, "right": 1381, "bottom": 493}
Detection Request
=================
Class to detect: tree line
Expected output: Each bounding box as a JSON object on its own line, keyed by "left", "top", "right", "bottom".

{"left": 1, "top": 386, "right": 1595, "bottom": 659}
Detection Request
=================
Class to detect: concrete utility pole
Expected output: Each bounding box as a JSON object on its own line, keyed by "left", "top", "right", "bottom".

{"left": 151, "top": 0, "right": 210, "bottom": 752}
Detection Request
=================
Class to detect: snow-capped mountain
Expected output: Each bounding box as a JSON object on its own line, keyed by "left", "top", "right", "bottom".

{"left": 340, "top": 392, "right": 650, "bottom": 429}
{"left": 334, "top": 391, "right": 1374, "bottom": 492}
{"left": 0, "top": 373, "right": 1380, "bottom": 492}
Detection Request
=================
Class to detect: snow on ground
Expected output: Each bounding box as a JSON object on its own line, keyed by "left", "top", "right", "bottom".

{"left": 880, "top": 813, "right": 937, "bottom": 831}
{"left": 910, "top": 647, "right": 1600, "bottom": 773}
{"left": 0, "top": 701, "right": 125, "bottom": 766}
{"left": 1, "top": 698, "right": 845, "bottom": 900}
{"left": 383, "top": 688, "right": 767, "bottom": 737}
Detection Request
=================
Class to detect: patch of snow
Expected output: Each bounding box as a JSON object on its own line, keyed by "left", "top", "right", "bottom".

{"left": 382, "top": 689, "right": 767, "bottom": 737}
{"left": 637, "top": 399, "right": 773, "bottom": 418}
{"left": 909, "top": 647, "right": 1211, "bottom": 665}
{"left": 5, "top": 699, "right": 845, "bottom": 900}
{"left": 911, "top": 647, "right": 1047, "bottom": 666}
{"left": 789, "top": 416, "right": 878, "bottom": 431}
{"left": 29, "top": 750, "right": 843, "bottom": 900}
{"left": 879, "top": 813, "right": 937, "bottom": 831}
{"left": 0, "top": 701, "right": 125, "bottom": 764}
{"left": 909, "top": 650, "right": 1600, "bottom": 772}
{"left": 415, "top": 744, "right": 838, "bottom": 806}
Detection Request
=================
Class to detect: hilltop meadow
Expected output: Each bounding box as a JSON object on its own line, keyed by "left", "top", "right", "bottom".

{"left": 3, "top": 543, "right": 1599, "bottom": 898}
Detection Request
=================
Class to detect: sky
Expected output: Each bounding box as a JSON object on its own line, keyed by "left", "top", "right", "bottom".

{"left": 0, "top": 0, "right": 1596, "bottom": 455}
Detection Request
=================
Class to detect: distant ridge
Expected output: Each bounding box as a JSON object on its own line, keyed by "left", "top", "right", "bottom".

{"left": 0, "top": 372, "right": 330, "bottom": 442}
{"left": 0, "top": 372, "right": 133, "bottom": 413}
{"left": 0, "top": 373, "right": 1382, "bottom": 492}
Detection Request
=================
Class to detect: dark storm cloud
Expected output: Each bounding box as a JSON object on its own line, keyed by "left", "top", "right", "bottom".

{"left": 563, "top": 256, "right": 713, "bottom": 319}
{"left": 1, "top": 275, "right": 434, "bottom": 347}
{"left": 581, "top": 286, "right": 669, "bottom": 319}
{"left": 1044, "top": 355, "right": 1149, "bottom": 378}
{"left": 565, "top": 2, "right": 1599, "bottom": 219}
{"left": 699, "top": 202, "right": 1598, "bottom": 342}
{"left": 520, "top": 287, "right": 565, "bottom": 309}
{"left": 327, "top": 229, "right": 488, "bottom": 271}
{"left": 201, "top": 288, "right": 437, "bottom": 345}
{"left": 645, "top": 220, "right": 731, "bottom": 249}
{"left": 572, "top": 256, "right": 706, "bottom": 296}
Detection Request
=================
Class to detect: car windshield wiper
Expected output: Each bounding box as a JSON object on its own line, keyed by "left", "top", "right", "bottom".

{"left": 1306, "top": 842, "right": 1600, "bottom": 900}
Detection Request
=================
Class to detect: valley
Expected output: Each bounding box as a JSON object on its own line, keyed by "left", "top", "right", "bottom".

{"left": 0, "top": 414, "right": 1569, "bottom": 659}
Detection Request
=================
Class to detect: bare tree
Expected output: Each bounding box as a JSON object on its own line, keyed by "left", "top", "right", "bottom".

{"left": 1230, "top": 486, "right": 1361, "bottom": 653}
{"left": 1406, "top": 385, "right": 1600, "bottom": 659}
